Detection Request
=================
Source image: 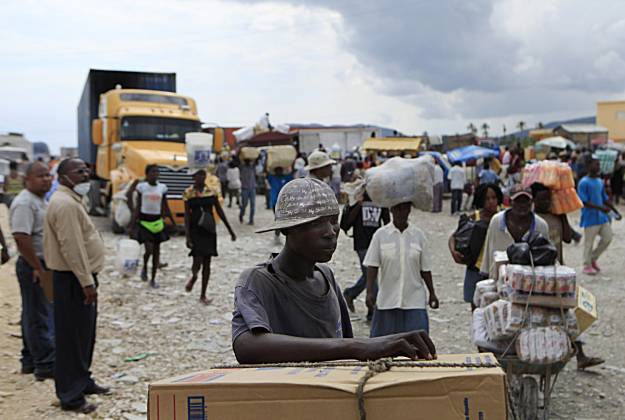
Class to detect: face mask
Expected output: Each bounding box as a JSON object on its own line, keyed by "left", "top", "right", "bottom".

{"left": 72, "top": 182, "right": 91, "bottom": 196}
{"left": 64, "top": 175, "right": 91, "bottom": 196}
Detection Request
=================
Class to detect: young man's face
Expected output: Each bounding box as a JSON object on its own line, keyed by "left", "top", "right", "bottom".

{"left": 533, "top": 190, "right": 551, "bottom": 214}
{"left": 391, "top": 202, "right": 412, "bottom": 225}
{"left": 285, "top": 215, "right": 340, "bottom": 263}
{"left": 511, "top": 195, "right": 532, "bottom": 217}
{"left": 25, "top": 163, "right": 52, "bottom": 195}
{"left": 146, "top": 167, "right": 160, "bottom": 183}
{"left": 589, "top": 159, "right": 600, "bottom": 176}
{"left": 312, "top": 165, "right": 333, "bottom": 180}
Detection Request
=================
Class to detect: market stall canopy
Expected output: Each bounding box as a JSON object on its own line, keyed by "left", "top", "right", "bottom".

{"left": 535, "top": 136, "right": 577, "bottom": 150}
{"left": 362, "top": 137, "right": 422, "bottom": 152}
{"left": 446, "top": 145, "right": 498, "bottom": 164}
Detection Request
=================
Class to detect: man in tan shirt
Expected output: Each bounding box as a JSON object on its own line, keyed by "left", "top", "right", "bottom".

{"left": 44, "top": 158, "right": 107, "bottom": 414}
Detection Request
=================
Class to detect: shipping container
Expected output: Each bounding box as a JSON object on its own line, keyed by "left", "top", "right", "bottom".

{"left": 77, "top": 69, "right": 176, "bottom": 163}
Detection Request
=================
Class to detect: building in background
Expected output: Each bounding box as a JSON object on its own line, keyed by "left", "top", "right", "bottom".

{"left": 33, "top": 142, "right": 50, "bottom": 161}
{"left": 292, "top": 124, "right": 398, "bottom": 155}
{"left": 60, "top": 147, "right": 79, "bottom": 158}
{"left": 597, "top": 100, "right": 625, "bottom": 142}
{"left": 0, "top": 132, "right": 33, "bottom": 159}
{"left": 553, "top": 124, "right": 608, "bottom": 147}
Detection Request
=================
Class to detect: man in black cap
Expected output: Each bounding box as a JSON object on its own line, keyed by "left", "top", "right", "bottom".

{"left": 232, "top": 178, "right": 436, "bottom": 363}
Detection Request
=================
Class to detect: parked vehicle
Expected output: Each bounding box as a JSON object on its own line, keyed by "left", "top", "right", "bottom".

{"left": 77, "top": 69, "right": 221, "bottom": 231}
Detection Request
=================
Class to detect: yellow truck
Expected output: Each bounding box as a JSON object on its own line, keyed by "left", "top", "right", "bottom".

{"left": 78, "top": 70, "right": 222, "bottom": 232}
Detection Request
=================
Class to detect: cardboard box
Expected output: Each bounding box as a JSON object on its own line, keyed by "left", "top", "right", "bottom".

{"left": 575, "top": 286, "right": 598, "bottom": 335}
{"left": 148, "top": 354, "right": 507, "bottom": 420}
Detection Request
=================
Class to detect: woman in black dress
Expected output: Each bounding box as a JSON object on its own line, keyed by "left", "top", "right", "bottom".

{"left": 183, "top": 169, "right": 237, "bottom": 304}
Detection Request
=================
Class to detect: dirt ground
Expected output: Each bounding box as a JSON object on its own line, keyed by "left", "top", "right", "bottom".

{"left": 1, "top": 199, "right": 624, "bottom": 419}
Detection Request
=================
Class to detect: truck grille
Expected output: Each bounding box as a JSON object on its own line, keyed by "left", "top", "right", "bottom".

{"left": 157, "top": 166, "right": 193, "bottom": 199}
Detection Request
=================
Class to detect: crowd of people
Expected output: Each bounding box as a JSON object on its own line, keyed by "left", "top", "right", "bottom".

{"left": 5, "top": 139, "right": 624, "bottom": 413}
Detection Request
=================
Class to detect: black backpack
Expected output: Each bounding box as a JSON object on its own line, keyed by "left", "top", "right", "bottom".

{"left": 453, "top": 213, "right": 488, "bottom": 268}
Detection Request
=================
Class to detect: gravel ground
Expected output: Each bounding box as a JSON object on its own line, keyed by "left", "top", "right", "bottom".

{"left": 0, "top": 199, "right": 624, "bottom": 419}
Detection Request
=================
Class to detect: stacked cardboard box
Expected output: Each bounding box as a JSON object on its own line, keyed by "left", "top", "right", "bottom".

{"left": 148, "top": 354, "right": 507, "bottom": 420}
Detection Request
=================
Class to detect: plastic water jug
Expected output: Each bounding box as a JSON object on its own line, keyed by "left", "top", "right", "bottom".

{"left": 116, "top": 239, "right": 141, "bottom": 277}
{"left": 186, "top": 132, "right": 213, "bottom": 169}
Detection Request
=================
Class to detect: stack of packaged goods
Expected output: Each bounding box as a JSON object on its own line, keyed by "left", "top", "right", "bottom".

{"left": 522, "top": 160, "right": 582, "bottom": 214}
{"left": 471, "top": 261, "right": 578, "bottom": 364}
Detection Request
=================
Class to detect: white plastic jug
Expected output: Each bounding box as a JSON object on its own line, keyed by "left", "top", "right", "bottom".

{"left": 116, "top": 239, "right": 141, "bottom": 277}
{"left": 186, "top": 132, "right": 213, "bottom": 169}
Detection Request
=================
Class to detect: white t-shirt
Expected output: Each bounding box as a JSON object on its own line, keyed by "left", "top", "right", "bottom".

{"left": 448, "top": 165, "right": 466, "bottom": 190}
{"left": 226, "top": 167, "right": 241, "bottom": 189}
{"left": 434, "top": 165, "right": 444, "bottom": 184}
{"left": 363, "top": 223, "right": 432, "bottom": 310}
{"left": 502, "top": 151, "right": 512, "bottom": 165}
{"left": 136, "top": 182, "right": 168, "bottom": 215}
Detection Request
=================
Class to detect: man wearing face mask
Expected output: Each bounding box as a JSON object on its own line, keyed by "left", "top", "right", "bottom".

{"left": 305, "top": 150, "right": 336, "bottom": 184}
{"left": 43, "top": 158, "right": 108, "bottom": 414}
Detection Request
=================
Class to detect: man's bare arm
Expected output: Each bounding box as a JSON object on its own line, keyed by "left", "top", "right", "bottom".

{"left": 233, "top": 330, "right": 436, "bottom": 364}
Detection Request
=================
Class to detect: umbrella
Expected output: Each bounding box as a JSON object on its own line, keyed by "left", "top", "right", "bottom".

{"left": 534, "top": 136, "right": 576, "bottom": 150}
{"left": 446, "top": 145, "right": 499, "bottom": 164}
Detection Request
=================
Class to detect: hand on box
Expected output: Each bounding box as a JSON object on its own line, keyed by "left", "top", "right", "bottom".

{"left": 358, "top": 331, "right": 437, "bottom": 361}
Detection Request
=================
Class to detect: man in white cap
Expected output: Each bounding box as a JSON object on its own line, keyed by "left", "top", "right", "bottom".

{"left": 305, "top": 150, "right": 335, "bottom": 184}
{"left": 480, "top": 184, "right": 549, "bottom": 278}
{"left": 231, "top": 178, "right": 436, "bottom": 363}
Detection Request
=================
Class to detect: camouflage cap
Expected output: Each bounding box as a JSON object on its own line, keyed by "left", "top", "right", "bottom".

{"left": 256, "top": 178, "right": 340, "bottom": 233}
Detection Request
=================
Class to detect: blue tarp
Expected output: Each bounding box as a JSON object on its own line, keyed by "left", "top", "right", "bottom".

{"left": 419, "top": 151, "right": 449, "bottom": 177}
{"left": 446, "top": 145, "right": 499, "bottom": 164}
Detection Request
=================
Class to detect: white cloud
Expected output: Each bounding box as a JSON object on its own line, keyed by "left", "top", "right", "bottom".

{"left": 2, "top": 0, "right": 625, "bottom": 153}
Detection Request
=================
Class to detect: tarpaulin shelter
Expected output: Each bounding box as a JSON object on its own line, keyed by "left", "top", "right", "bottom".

{"left": 447, "top": 145, "right": 498, "bottom": 164}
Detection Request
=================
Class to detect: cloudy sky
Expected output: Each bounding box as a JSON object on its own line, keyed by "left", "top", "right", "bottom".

{"left": 2, "top": 0, "right": 625, "bottom": 152}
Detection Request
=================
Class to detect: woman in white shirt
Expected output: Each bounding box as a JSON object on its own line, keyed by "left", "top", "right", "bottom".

{"left": 365, "top": 202, "right": 439, "bottom": 337}
{"left": 130, "top": 164, "right": 175, "bottom": 288}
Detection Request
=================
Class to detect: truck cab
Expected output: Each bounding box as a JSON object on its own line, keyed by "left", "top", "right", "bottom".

{"left": 91, "top": 88, "right": 201, "bottom": 225}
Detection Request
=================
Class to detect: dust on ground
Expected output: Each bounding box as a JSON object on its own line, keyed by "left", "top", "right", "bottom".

{"left": 1, "top": 200, "right": 624, "bottom": 419}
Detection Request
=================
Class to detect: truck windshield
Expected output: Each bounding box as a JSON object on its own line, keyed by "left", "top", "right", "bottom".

{"left": 120, "top": 93, "right": 188, "bottom": 106}
{"left": 120, "top": 117, "right": 201, "bottom": 142}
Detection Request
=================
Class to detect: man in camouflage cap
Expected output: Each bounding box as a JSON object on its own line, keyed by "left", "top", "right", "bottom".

{"left": 232, "top": 178, "right": 436, "bottom": 363}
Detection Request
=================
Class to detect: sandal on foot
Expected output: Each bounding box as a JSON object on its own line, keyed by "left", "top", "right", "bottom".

{"left": 199, "top": 297, "right": 213, "bottom": 305}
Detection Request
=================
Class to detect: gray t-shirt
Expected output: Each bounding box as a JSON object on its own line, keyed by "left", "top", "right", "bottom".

{"left": 239, "top": 164, "right": 257, "bottom": 190}
{"left": 10, "top": 189, "right": 47, "bottom": 258}
{"left": 232, "top": 257, "right": 353, "bottom": 343}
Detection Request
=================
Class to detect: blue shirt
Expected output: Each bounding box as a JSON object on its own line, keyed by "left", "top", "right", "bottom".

{"left": 267, "top": 173, "right": 294, "bottom": 209}
{"left": 577, "top": 176, "right": 609, "bottom": 228}
{"left": 479, "top": 169, "right": 499, "bottom": 185}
